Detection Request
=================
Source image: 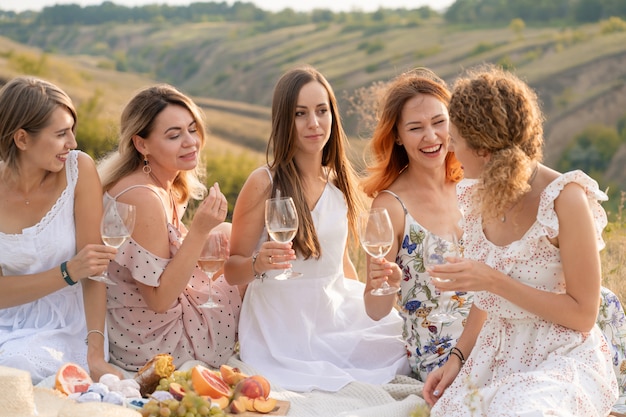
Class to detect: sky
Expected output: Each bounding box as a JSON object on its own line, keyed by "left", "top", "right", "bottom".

{"left": 4, "top": 0, "right": 455, "bottom": 13}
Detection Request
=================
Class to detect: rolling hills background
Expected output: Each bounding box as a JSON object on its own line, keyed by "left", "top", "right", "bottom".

{"left": 1, "top": 1, "right": 626, "bottom": 214}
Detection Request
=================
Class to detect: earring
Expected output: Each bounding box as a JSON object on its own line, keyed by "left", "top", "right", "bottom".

{"left": 142, "top": 155, "right": 151, "bottom": 175}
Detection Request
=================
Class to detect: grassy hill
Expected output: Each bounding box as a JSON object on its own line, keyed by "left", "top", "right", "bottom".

{"left": 3, "top": 16, "right": 626, "bottom": 194}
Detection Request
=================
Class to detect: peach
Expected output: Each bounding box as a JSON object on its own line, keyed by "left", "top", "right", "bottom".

{"left": 249, "top": 375, "right": 271, "bottom": 397}
{"left": 168, "top": 382, "right": 186, "bottom": 401}
{"left": 233, "top": 377, "right": 265, "bottom": 400}
{"left": 228, "top": 398, "right": 247, "bottom": 414}
{"left": 206, "top": 395, "right": 229, "bottom": 410}
{"left": 219, "top": 364, "right": 249, "bottom": 386}
{"left": 253, "top": 397, "right": 278, "bottom": 414}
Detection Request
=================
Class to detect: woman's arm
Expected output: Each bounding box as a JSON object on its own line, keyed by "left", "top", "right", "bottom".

{"left": 432, "top": 183, "right": 601, "bottom": 333}
{"left": 74, "top": 152, "right": 123, "bottom": 380}
{"left": 423, "top": 304, "right": 487, "bottom": 405}
{"left": 120, "top": 182, "right": 228, "bottom": 313}
{"left": 363, "top": 193, "right": 404, "bottom": 320}
{"left": 225, "top": 168, "right": 295, "bottom": 286}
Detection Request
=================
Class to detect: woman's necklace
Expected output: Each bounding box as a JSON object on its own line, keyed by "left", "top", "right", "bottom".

{"left": 500, "top": 164, "right": 539, "bottom": 223}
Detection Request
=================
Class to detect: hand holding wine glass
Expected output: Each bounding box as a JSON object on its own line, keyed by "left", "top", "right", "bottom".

{"left": 359, "top": 207, "right": 399, "bottom": 296}
{"left": 265, "top": 196, "right": 302, "bottom": 280}
{"left": 423, "top": 230, "right": 461, "bottom": 323}
{"left": 89, "top": 200, "right": 136, "bottom": 285}
{"left": 197, "top": 231, "right": 229, "bottom": 309}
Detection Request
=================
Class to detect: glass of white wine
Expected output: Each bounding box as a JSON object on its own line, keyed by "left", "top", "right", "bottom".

{"left": 197, "top": 231, "right": 229, "bottom": 309}
{"left": 90, "top": 200, "right": 136, "bottom": 285}
{"left": 359, "top": 207, "right": 399, "bottom": 296}
{"left": 423, "top": 231, "right": 461, "bottom": 323}
{"left": 265, "top": 196, "right": 302, "bottom": 280}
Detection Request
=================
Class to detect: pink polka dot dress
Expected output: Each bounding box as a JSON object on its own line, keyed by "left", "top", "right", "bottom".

{"left": 104, "top": 189, "right": 241, "bottom": 372}
{"left": 430, "top": 171, "right": 619, "bottom": 416}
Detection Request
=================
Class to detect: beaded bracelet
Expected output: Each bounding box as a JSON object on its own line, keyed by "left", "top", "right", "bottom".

{"left": 60, "top": 261, "right": 77, "bottom": 286}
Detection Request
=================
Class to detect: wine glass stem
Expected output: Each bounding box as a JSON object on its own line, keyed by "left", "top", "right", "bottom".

{"left": 206, "top": 273, "right": 214, "bottom": 303}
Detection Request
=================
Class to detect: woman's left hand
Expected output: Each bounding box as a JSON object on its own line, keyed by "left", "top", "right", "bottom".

{"left": 428, "top": 258, "right": 496, "bottom": 293}
{"left": 87, "top": 357, "right": 124, "bottom": 382}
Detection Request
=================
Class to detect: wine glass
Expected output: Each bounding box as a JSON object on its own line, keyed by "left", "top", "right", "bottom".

{"left": 359, "top": 207, "right": 400, "bottom": 296}
{"left": 264, "top": 196, "right": 302, "bottom": 280}
{"left": 90, "top": 200, "right": 136, "bottom": 285}
{"left": 423, "top": 231, "right": 461, "bottom": 323}
{"left": 197, "top": 231, "right": 229, "bottom": 309}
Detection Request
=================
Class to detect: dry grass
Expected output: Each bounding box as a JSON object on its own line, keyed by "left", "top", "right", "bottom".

{"left": 602, "top": 192, "right": 626, "bottom": 303}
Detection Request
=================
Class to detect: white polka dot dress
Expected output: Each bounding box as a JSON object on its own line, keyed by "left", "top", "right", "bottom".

{"left": 431, "top": 171, "right": 619, "bottom": 416}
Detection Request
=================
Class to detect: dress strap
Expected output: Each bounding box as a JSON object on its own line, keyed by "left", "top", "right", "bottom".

{"left": 108, "top": 185, "right": 170, "bottom": 220}
{"left": 380, "top": 190, "right": 408, "bottom": 215}
{"left": 261, "top": 166, "right": 273, "bottom": 183}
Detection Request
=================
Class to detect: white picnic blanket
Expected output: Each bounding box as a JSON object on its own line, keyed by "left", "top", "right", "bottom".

{"left": 224, "top": 356, "right": 427, "bottom": 417}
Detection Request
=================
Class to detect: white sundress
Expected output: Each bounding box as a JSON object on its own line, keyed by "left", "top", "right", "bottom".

{"left": 238, "top": 169, "right": 410, "bottom": 392}
{"left": 431, "top": 171, "right": 619, "bottom": 416}
{"left": 0, "top": 151, "right": 103, "bottom": 384}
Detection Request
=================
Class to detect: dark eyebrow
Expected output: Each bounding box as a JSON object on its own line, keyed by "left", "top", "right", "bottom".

{"left": 404, "top": 113, "right": 446, "bottom": 127}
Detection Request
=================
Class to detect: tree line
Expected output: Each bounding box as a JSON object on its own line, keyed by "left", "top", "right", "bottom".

{"left": 1, "top": 0, "right": 624, "bottom": 29}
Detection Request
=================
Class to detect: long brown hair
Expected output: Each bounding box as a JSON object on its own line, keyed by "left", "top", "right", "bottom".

{"left": 361, "top": 67, "right": 463, "bottom": 198}
{"left": 267, "top": 65, "right": 363, "bottom": 259}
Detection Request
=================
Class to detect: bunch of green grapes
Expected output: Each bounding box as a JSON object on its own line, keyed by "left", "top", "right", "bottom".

{"left": 140, "top": 391, "right": 226, "bottom": 417}
{"left": 156, "top": 370, "right": 193, "bottom": 392}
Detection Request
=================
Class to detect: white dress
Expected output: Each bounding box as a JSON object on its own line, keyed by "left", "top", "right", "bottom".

{"left": 0, "top": 151, "right": 105, "bottom": 384}
{"left": 238, "top": 171, "right": 409, "bottom": 392}
{"left": 431, "top": 171, "right": 619, "bottom": 416}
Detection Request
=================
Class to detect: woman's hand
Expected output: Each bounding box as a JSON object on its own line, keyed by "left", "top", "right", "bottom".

{"left": 369, "top": 257, "right": 401, "bottom": 292}
{"left": 422, "top": 358, "right": 462, "bottom": 406}
{"left": 428, "top": 257, "right": 497, "bottom": 293}
{"left": 87, "top": 356, "right": 124, "bottom": 382}
{"left": 254, "top": 241, "right": 296, "bottom": 274}
{"left": 191, "top": 182, "right": 229, "bottom": 235}
{"left": 68, "top": 244, "right": 117, "bottom": 280}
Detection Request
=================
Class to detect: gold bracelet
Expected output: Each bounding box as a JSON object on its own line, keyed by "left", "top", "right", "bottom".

{"left": 84, "top": 329, "right": 105, "bottom": 345}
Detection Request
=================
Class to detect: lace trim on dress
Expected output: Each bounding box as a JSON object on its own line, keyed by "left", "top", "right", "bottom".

{"left": 2, "top": 150, "right": 79, "bottom": 238}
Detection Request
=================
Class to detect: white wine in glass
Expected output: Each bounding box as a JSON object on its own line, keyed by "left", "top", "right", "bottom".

{"left": 265, "top": 196, "right": 302, "bottom": 280}
{"left": 197, "top": 231, "right": 228, "bottom": 309}
{"left": 423, "top": 231, "right": 461, "bottom": 323}
{"left": 90, "top": 200, "right": 136, "bottom": 285}
{"left": 359, "top": 208, "right": 399, "bottom": 296}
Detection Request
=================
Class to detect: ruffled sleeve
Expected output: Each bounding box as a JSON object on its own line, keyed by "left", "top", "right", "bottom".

{"left": 537, "top": 170, "right": 608, "bottom": 250}
{"left": 114, "top": 238, "right": 169, "bottom": 287}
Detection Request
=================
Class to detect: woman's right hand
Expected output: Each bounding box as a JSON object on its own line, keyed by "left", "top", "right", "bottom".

{"left": 422, "top": 358, "right": 462, "bottom": 406}
{"left": 190, "top": 182, "right": 229, "bottom": 235}
{"left": 368, "top": 257, "right": 401, "bottom": 291}
{"left": 69, "top": 244, "right": 117, "bottom": 280}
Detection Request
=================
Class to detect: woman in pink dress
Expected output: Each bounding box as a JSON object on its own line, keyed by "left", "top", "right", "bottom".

{"left": 423, "top": 65, "right": 619, "bottom": 416}
{"left": 98, "top": 84, "right": 242, "bottom": 372}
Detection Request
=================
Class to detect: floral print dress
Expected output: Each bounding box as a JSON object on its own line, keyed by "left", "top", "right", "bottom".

{"left": 382, "top": 190, "right": 474, "bottom": 381}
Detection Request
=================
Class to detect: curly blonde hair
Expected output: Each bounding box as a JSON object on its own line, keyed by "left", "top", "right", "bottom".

{"left": 449, "top": 64, "right": 544, "bottom": 220}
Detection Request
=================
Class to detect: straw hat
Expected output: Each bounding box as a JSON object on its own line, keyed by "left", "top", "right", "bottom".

{"left": 0, "top": 366, "right": 139, "bottom": 417}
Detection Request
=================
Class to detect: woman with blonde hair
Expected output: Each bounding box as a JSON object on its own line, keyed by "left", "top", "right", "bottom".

{"left": 423, "top": 64, "right": 618, "bottom": 416}
{"left": 0, "top": 77, "right": 120, "bottom": 383}
{"left": 98, "top": 84, "right": 241, "bottom": 372}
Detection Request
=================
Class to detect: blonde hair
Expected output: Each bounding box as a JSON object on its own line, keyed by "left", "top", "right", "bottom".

{"left": 449, "top": 64, "right": 544, "bottom": 220}
{"left": 267, "top": 65, "right": 363, "bottom": 259}
{"left": 0, "top": 77, "right": 76, "bottom": 173}
{"left": 361, "top": 67, "right": 463, "bottom": 198}
{"left": 98, "top": 84, "right": 207, "bottom": 203}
